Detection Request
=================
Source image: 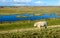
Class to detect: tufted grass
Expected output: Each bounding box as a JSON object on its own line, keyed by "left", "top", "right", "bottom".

{"left": 0, "top": 27, "right": 60, "bottom": 38}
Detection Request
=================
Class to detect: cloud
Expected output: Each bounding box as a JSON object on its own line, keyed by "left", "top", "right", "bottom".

{"left": 14, "top": 0, "right": 32, "bottom": 2}
{"left": 13, "top": 0, "right": 32, "bottom": 6}
{"left": 34, "top": 1, "right": 43, "bottom": 4}
{"left": 13, "top": 4, "right": 25, "bottom": 6}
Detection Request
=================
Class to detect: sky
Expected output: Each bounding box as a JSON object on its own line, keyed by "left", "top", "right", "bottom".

{"left": 0, "top": 0, "right": 60, "bottom": 6}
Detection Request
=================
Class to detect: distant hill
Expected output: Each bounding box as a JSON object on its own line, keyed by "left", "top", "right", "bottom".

{"left": 0, "top": 6, "right": 60, "bottom": 14}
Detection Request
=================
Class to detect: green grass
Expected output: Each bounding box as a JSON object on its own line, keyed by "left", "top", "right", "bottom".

{"left": 46, "top": 18, "right": 60, "bottom": 25}
{"left": 0, "top": 20, "right": 36, "bottom": 31}
{"left": 0, "top": 27, "right": 60, "bottom": 38}
{"left": 0, "top": 19, "right": 60, "bottom": 31}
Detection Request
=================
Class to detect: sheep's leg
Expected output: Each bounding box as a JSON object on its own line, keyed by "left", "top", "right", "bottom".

{"left": 37, "top": 25, "right": 41, "bottom": 29}
{"left": 39, "top": 26, "right": 41, "bottom": 29}
{"left": 45, "top": 26, "right": 47, "bottom": 28}
{"left": 44, "top": 25, "right": 47, "bottom": 28}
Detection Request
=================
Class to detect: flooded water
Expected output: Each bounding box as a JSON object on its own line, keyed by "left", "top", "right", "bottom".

{"left": 0, "top": 13, "right": 60, "bottom": 22}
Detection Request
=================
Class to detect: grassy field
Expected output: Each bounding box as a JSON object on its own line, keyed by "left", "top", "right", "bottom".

{"left": 0, "top": 6, "right": 60, "bottom": 30}
{"left": 0, "top": 19, "right": 60, "bottom": 31}
{"left": 0, "top": 6, "right": 60, "bottom": 14}
{"left": 0, "top": 27, "right": 60, "bottom": 38}
{"left": 0, "top": 6, "right": 60, "bottom": 38}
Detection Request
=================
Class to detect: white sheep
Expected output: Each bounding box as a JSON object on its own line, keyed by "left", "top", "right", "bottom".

{"left": 34, "top": 21, "right": 47, "bottom": 29}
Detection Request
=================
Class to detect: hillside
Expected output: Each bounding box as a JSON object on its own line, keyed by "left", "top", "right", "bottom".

{"left": 0, "top": 6, "right": 60, "bottom": 14}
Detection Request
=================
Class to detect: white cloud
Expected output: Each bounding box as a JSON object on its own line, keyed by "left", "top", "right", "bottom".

{"left": 14, "top": 0, "right": 31, "bottom": 2}
{"left": 34, "top": 1, "right": 43, "bottom": 4}
{"left": 13, "top": 4, "right": 25, "bottom": 6}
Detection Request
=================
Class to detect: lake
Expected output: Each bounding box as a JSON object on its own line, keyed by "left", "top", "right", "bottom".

{"left": 0, "top": 13, "right": 60, "bottom": 22}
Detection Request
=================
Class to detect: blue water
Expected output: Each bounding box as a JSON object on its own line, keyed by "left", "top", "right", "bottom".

{"left": 0, "top": 13, "right": 60, "bottom": 22}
